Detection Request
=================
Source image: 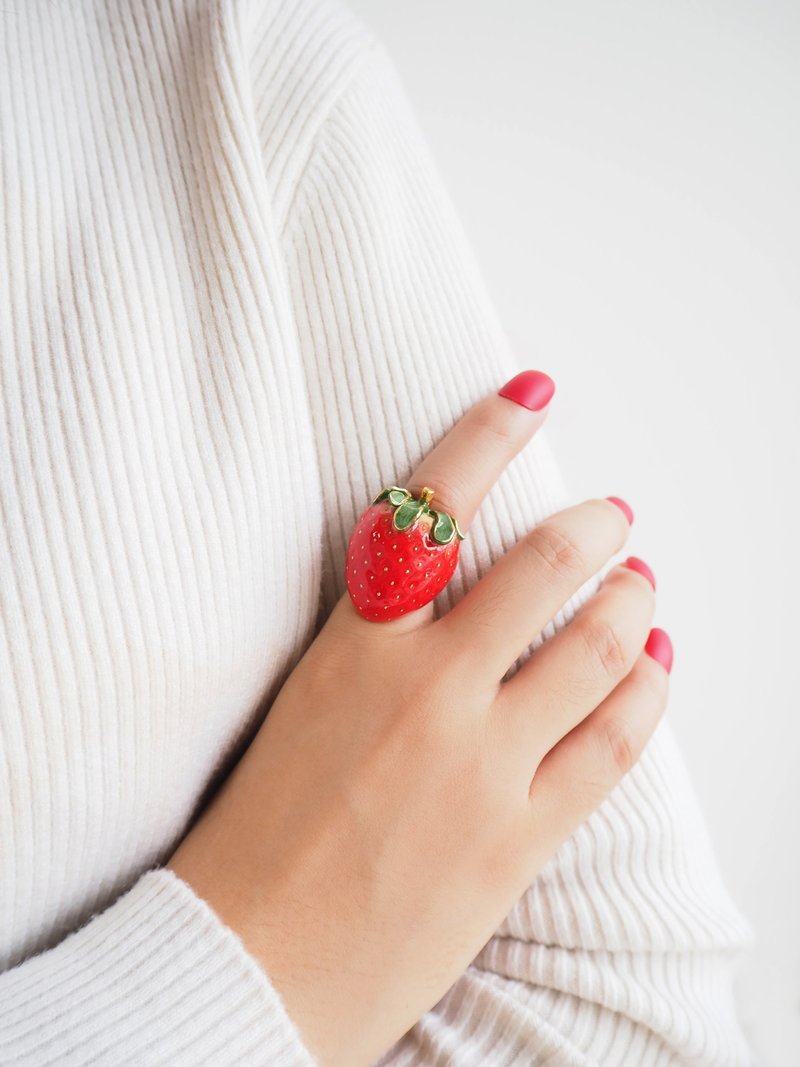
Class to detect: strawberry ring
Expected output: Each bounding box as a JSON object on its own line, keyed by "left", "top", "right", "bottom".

{"left": 345, "top": 485, "right": 466, "bottom": 622}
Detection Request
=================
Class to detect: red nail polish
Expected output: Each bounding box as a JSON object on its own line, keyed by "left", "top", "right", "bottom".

{"left": 606, "top": 496, "right": 634, "bottom": 525}
{"left": 624, "top": 556, "right": 655, "bottom": 590}
{"left": 645, "top": 627, "right": 673, "bottom": 673}
{"left": 497, "top": 370, "right": 555, "bottom": 411}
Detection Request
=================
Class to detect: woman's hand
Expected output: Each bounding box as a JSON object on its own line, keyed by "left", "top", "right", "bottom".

{"left": 167, "top": 379, "right": 669, "bottom": 1067}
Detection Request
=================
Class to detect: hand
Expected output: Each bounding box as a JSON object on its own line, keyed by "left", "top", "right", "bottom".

{"left": 167, "top": 380, "right": 669, "bottom": 1067}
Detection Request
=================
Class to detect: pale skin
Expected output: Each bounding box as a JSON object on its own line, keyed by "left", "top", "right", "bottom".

{"left": 167, "top": 381, "right": 668, "bottom": 1066}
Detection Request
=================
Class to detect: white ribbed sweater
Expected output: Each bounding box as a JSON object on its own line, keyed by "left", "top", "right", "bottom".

{"left": 0, "top": 1, "right": 754, "bottom": 1064}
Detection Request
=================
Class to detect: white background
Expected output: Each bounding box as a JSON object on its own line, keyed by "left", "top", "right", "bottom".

{"left": 349, "top": 2, "right": 799, "bottom": 1062}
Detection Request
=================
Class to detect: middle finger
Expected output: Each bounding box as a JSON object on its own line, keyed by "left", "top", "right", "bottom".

{"left": 433, "top": 496, "right": 634, "bottom": 682}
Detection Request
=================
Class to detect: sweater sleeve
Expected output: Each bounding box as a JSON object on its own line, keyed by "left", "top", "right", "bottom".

{"left": 0, "top": 866, "right": 315, "bottom": 1066}
{"left": 279, "top": 37, "right": 756, "bottom": 1067}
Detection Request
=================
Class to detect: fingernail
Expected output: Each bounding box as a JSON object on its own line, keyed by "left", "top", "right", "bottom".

{"left": 606, "top": 496, "right": 634, "bottom": 525}
{"left": 498, "top": 370, "right": 556, "bottom": 411}
{"left": 624, "top": 556, "right": 655, "bottom": 590}
{"left": 645, "top": 627, "right": 673, "bottom": 673}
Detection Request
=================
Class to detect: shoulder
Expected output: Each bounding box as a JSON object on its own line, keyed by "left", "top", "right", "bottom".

{"left": 244, "top": 0, "right": 382, "bottom": 209}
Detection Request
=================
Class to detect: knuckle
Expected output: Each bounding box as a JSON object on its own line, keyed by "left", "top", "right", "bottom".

{"left": 524, "top": 522, "right": 586, "bottom": 582}
{"left": 469, "top": 405, "right": 517, "bottom": 450}
{"left": 579, "top": 615, "right": 629, "bottom": 682}
{"left": 600, "top": 715, "right": 638, "bottom": 776}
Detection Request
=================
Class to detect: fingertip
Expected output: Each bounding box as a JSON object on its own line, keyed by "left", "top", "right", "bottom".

{"left": 624, "top": 556, "right": 656, "bottom": 591}
{"left": 497, "top": 369, "right": 556, "bottom": 412}
{"left": 606, "top": 496, "right": 634, "bottom": 525}
{"left": 644, "top": 627, "right": 673, "bottom": 673}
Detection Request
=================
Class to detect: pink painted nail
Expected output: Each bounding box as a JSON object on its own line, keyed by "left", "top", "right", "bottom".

{"left": 645, "top": 627, "right": 673, "bottom": 673}
{"left": 497, "top": 370, "right": 556, "bottom": 411}
{"left": 606, "top": 496, "right": 634, "bottom": 525}
{"left": 624, "top": 556, "right": 655, "bottom": 590}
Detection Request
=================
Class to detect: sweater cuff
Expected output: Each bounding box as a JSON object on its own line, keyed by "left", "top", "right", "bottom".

{"left": 0, "top": 866, "right": 317, "bottom": 1066}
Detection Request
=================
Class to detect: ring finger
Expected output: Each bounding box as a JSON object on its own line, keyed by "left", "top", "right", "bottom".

{"left": 492, "top": 561, "right": 656, "bottom": 768}
{"left": 523, "top": 637, "right": 671, "bottom": 871}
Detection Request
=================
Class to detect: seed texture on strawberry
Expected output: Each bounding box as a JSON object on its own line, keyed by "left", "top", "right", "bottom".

{"left": 345, "top": 486, "right": 466, "bottom": 622}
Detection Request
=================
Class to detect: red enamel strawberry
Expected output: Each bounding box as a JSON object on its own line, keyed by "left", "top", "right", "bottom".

{"left": 346, "top": 486, "right": 466, "bottom": 622}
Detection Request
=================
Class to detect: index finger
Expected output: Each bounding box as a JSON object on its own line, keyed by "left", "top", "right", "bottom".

{"left": 405, "top": 369, "right": 556, "bottom": 536}
{"left": 361, "top": 369, "right": 555, "bottom": 632}
{"left": 337, "top": 370, "right": 555, "bottom": 633}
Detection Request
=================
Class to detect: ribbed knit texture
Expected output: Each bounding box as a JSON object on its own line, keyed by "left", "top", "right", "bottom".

{"left": 0, "top": 1, "right": 753, "bottom": 1064}
{"left": 0, "top": 868, "right": 315, "bottom": 1065}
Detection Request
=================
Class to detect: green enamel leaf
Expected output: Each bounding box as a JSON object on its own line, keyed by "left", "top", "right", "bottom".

{"left": 431, "top": 510, "right": 456, "bottom": 545}
{"left": 453, "top": 517, "right": 466, "bottom": 541}
{"left": 388, "top": 488, "right": 410, "bottom": 506}
{"left": 371, "top": 485, "right": 408, "bottom": 506}
{"left": 393, "top": 500, "right": 424, "bottom": 531}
